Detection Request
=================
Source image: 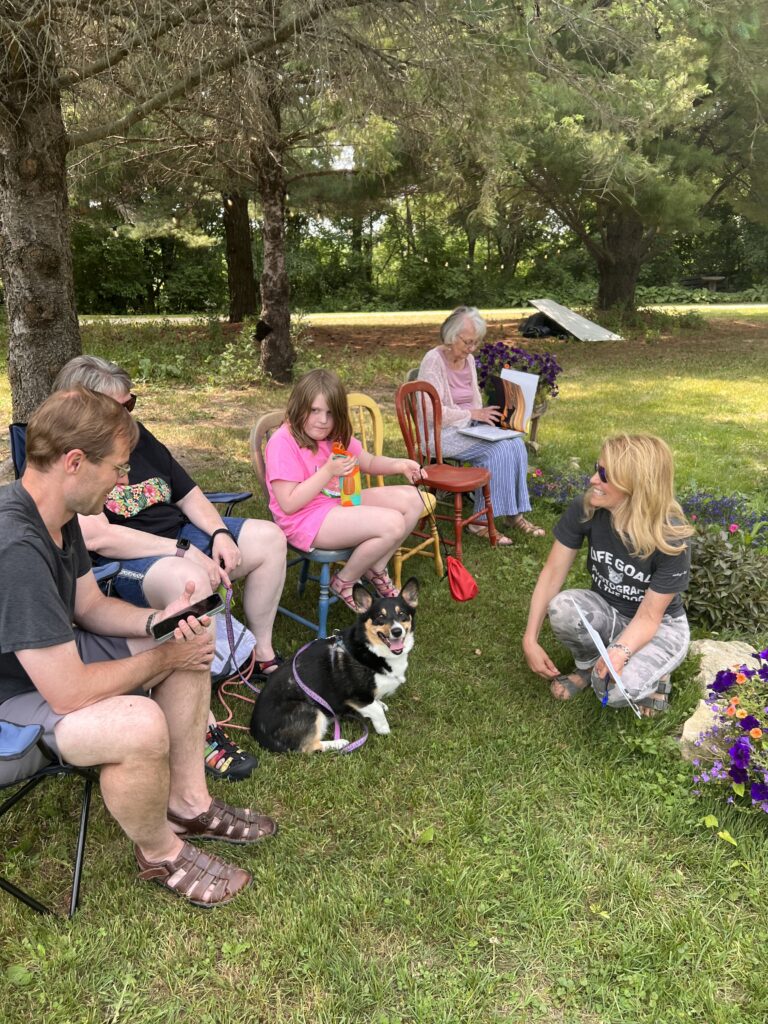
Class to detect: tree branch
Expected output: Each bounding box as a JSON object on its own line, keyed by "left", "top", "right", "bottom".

{"left": 67, "top": 0, "right": 387, "bottom": 151}
{"left": 56, "top": 0, "right": 213, "bottom": 89}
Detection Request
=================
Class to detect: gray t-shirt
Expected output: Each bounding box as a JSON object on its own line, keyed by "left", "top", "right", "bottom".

{"left": 553, "top": 496, "right": 690, "bottom": 619}
{"left": 0, "top": 481, "right": 91, "bottom": 703}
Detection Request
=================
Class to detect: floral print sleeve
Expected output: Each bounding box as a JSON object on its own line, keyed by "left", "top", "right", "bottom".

{"left": 105, "top": 478, "right": 173, "bottom": 519}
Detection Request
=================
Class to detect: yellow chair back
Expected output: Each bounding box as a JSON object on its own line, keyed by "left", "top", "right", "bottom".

{"left": 347, "top": 391, "right": 385, "bottom": 488}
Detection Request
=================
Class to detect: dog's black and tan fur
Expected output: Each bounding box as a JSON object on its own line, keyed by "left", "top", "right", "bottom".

{"left": 250, "top": 578, "right": 419, "bottom": 753}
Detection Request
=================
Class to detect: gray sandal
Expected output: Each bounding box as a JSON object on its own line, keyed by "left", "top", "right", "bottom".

{"left": 550, "top": 668, "right": 591, "bottom": 700}
{"left": 637, "top": 694, "right": 670, "bottom": 716}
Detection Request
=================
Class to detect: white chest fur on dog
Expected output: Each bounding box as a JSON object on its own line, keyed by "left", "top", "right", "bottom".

{"left": 371, "top": 631, "right": 413, "bottom": 700}
{"left": 356, "top": 637, "right": 413, "bottom": 734}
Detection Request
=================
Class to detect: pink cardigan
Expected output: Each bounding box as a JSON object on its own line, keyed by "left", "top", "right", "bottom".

{"left": 417, "top": 346, "right": 482, "bottom": 429}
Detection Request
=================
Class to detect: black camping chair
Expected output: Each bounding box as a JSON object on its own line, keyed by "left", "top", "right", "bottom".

{"left": 0, "top": 721, "right": 98, "bottom": 917}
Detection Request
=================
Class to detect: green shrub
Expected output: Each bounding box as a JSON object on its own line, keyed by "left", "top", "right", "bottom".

{"left": 577, "top": 306, "right": 706, "bottom": 337}
{"left": 206, "top": 319, "right": 262, "bottom": 387}
{"left": 685, "top": 526, "right": 768, "bottom": 634}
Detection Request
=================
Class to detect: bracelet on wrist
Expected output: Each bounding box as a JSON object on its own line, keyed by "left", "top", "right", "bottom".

{"left": 145, "top": 612, "right": 158, "bottom": 637}
{"left": 607, "top": 641, "right": 632, "bottom": 662}
{"left": 210, "top": 527, "right": 235, "bottom": 544}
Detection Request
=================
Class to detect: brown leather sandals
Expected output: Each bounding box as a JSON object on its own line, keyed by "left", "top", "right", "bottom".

{"left": 168, "top": 797, "right": 278, "bottom": 844}
{"left": 136, "top": 842, "right": 251, "bottom": 908}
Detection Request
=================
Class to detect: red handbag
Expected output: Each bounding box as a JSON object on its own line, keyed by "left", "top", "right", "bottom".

{"left": 412, "top": 485, "right": 480, "bottom": 602}
{"left": 446, "top": 555, "right": 478, "bottom": 602}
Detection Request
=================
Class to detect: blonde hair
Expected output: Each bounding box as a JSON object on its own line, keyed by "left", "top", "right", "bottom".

{"left": 26, "top": 387, "right": 139, "bottom": 470}
{"left": 285, "top": 369, "right": 353, "bottom": 454}
{"left": 583, "top": 434, "right": 693, "bottom": 559}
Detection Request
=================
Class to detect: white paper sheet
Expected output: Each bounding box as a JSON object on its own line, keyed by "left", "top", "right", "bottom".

{"left": 457, "top": 424, "right": 525, "bottom": 442}
{"left": 571, "top": 599, "right": 642, "bottom": 717}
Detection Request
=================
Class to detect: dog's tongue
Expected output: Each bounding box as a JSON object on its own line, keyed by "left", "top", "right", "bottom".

{"left": 388, "top": 637, "right": 405, "bottom": 654}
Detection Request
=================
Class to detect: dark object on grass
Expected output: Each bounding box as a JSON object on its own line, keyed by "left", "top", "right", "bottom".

{"left": 518, "top": 311, "right": 563, "bottom": 339}
{"left": 526, "top": 298, "right": 622, "bottom": 341}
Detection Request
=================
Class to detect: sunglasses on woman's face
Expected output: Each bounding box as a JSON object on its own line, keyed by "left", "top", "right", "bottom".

{"left": 594, "top": 461, "right": 608, "bottom": 484}
{"left": 122, "top": 393, "right": 137, "bottom": 412}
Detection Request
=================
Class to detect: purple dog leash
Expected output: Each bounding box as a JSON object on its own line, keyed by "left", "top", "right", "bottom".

{"left": 291, "top": 638, "right": 368, "bottom": 754}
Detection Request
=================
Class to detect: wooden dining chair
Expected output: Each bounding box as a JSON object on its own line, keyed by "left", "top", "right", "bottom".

{"left": 395, "top": 380, "right": 498, "bottom": 561}
{"left": 347, "top": 392, "right": 442, "bottom": 588}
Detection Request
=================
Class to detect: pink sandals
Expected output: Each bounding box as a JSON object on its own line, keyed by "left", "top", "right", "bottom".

{"left": 331, "top": 568, "right": 398, "bottom": 610}
{"left": 363, "top": 568, "right": 398, "bottom": 598}
{"left": 330, "top": 573, "right": 358, "bottom": 610}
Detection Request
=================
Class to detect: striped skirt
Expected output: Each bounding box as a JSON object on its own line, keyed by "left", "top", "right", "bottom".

{"left": 441, "top": 427, "right": 531, "bottom": 517}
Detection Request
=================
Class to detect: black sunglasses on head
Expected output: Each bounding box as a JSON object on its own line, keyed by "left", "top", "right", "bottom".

{"left": 594, "top": 461, "right": 608, "bottom": 484}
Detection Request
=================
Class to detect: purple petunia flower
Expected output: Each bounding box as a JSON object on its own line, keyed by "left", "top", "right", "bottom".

{"left": 729, "top": 736, "right": 752, "bottom": 769}
{"left": 751, "top": 782, "right": 768, "bottom": 802}
{"left": 710, "top": 669, "right": 737, "bottom": 693}
{"left": 738, "top": 715, "right": 761, "bottom": 732}
{"left": 729, "top": 766, "right": 749, "bottom": 785}
{"left": 758, "top": 648, "right": 768, "bottom": 661}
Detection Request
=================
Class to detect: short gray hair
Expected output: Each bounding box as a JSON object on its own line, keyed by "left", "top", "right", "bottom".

{"left": 53, "top": 354, "right": 132, "bottom": 396}
{"left": 440, "top": 306, "right": 487, "bottom": 347}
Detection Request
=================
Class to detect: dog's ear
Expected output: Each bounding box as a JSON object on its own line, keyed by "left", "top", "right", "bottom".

{"left": 399, "top": 577, "right": 419, "bottom": 609}
{"left": 352, "top": 583, "right": 374, "bottom": 613}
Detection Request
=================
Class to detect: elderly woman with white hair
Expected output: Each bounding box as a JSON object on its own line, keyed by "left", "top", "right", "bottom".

{"left": 417, "top": 306, "right": 544, "bottom": 544}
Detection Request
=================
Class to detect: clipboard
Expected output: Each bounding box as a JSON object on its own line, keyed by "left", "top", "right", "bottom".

{"left": 457, "top": 423, "right": 525, "bottom": 442}
{"left": 571, "top": 599, "right": 642, "bottom": 718}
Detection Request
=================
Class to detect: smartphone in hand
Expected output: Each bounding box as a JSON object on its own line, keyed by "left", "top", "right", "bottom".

{"left": 150, "top": 592, "right": 225, "bottom": 642}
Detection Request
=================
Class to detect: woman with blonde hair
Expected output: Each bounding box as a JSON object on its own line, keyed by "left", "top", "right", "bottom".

{"left": 522, "top": 435, "right": 693, "bottom": 715}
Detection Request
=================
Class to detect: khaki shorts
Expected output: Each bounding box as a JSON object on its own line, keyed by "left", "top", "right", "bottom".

{"left": 0, "top": 631, "right": 131, "bottom": 784}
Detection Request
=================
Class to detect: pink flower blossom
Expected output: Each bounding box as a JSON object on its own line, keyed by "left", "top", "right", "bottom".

{"left": 728, "top": 523, "right": 739, "bottom": 533}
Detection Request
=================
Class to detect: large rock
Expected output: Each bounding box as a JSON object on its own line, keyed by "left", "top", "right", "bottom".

{"left": 679, "top": 639, "right": 757, "bottom": 757}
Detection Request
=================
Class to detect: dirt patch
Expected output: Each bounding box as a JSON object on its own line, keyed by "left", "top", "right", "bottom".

{"left": 308, "top": 312, "right": 768, "bottom": 354}
{"left": 308, "top": 317, "right": 528, "bottom": 355}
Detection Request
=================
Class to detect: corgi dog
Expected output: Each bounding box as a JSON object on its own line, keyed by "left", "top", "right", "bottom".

{"left": 250, "top": 578, "right": 419, "bottom": 753}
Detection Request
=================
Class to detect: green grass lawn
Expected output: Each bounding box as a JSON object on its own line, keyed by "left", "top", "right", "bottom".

{"left": 1, "top": 316, "right": 767, "bottom": 1023}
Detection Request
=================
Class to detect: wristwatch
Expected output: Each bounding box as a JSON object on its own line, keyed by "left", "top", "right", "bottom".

{"left": 175, "top": 537, "right": 191, "bottom": 558}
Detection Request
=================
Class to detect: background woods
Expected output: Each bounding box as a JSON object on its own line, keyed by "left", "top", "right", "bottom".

{"left": 1, "top": 2, "right": 768, "bottom": 416}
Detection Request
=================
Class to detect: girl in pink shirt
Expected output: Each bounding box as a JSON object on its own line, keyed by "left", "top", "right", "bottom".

{"left": 265, "top": 369, "right": 425, "bottom": 609}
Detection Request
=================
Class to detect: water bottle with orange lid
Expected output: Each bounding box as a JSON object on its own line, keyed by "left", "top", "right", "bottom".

{"left": 332, "top": 441, "right": 362, "bottom": 506}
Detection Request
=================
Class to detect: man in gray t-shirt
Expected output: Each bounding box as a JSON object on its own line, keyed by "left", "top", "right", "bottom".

{"left": 0, "top": 388, "right": 276, "bottom": 907}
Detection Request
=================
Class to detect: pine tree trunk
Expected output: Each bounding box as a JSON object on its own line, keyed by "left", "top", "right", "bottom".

{"left": 254, "top": 94, "right": 294, "bottom": 383}
{"left": 594, "top": 209, "right": 648, "bottom": 312}
{"left": 0, "top": 84, "right": 80, "bottom": 420}
{"left": 222, "top": 191, "right": 258, "bottom": 323}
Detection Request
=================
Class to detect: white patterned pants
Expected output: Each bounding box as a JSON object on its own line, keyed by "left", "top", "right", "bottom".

{"left": 547, "top": 589, "right": 690, "bottom": 705}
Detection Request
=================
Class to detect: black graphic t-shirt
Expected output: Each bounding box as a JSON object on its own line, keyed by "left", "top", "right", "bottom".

{"left": 102, "top": 422, "right": 196, "bottom": 538}
{"left": 554, "top": 496, "right": 690, "bottom": 619}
